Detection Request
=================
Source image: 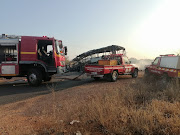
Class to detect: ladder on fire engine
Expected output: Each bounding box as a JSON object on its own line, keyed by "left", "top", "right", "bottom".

{"left": 0, "top": 34, "right": 21, "bottom": 39}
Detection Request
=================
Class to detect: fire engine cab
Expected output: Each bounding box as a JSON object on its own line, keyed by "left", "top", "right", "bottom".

{"left": 0, "top": 34, "right": 67, "bottom": 86}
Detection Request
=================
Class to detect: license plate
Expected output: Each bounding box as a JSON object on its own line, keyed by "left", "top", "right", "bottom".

{"left": 91, "top": 72, "right": 97, "bottom": 75}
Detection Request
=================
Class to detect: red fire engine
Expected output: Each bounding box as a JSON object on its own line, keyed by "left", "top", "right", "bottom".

{"left": 0, "top": 34, "right": 67, "bottom": 86}
{"left": 145, "top": 54, "right": 180, "bottom": 81}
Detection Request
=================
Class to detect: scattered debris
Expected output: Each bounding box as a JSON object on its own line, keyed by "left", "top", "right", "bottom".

{"left": 59, "top": 120, "right": 63, "bottom": 123}
{"left": 75, "top": 131, "right": 82, "bottom": 135}
{"left": 70, "top": 120, "right": 80, "bottom": 125}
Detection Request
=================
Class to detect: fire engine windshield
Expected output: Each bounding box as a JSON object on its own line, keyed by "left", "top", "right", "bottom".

{"left": 55, "top": 40, "right": 64, "bottom": 55}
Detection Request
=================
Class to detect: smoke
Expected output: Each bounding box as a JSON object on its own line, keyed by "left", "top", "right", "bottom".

{"left": 129, "top": 58, "right": 153, "bottom": 70}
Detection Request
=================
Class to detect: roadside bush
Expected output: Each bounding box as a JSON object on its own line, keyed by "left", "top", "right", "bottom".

{"left": 76, "top": 78, "right": 180, "bottom": 134}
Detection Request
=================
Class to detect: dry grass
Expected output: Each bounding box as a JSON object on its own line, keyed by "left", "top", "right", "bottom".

{"left": 72, "top": 79, "right": 180, "bottom": 135}
{"left": 0, "top": 75, "right": 180, "bottom": 135}
{"left": 32, "top": 77, "right": 180, "bottom": 135}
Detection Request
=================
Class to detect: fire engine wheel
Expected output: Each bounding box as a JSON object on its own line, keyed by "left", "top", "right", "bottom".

{"left": 132, "top": 69, "right": 138, "bottom": 78}
{"left": 27, "top": 69, "right": 42, "bottom": 86}
{"left": 110, "top": 71, "right": 118, "bottom": 82}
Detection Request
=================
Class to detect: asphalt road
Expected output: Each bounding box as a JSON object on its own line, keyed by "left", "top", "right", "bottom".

{"left": 0, "top": 72, "right": 142, "bottom": 106}
{"left": 0, "top": 72, "right": 93, "bottom": 105}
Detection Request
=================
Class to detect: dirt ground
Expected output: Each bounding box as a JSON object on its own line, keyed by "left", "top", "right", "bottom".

{"left": 0, "top": 73, "right": 144, "bottom": 135}
{"left": 0, "top": 77, "right": 26, "bottom": 84}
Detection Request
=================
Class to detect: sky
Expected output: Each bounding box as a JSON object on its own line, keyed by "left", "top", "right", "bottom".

{"left": 0, "top": 0, "right": 180, "bottom": 60}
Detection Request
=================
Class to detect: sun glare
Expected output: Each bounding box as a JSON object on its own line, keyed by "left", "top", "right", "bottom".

{"left": 134, "top": 0, "right": 180, "bottom": 57}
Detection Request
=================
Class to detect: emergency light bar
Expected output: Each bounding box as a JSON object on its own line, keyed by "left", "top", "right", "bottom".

{"left": 160, "top": 54, "right": 175, "bottom": 57}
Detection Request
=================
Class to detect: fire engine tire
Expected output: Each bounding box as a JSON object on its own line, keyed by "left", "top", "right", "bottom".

{"left": 27, "top": 69, "right": 42, "bottom": 86}
{"left": 110, "top": 71, "right": 118, "bottom": 82}
{"left": 93, "top": 77, "right": 100, "bottom": 81}
{"left": 132, "top": 69, "right": 138, "bottom": 78}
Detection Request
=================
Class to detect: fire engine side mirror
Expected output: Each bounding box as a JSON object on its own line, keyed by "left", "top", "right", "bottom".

{"left": 64, "top": 46, "right": 67, "bottom": 55}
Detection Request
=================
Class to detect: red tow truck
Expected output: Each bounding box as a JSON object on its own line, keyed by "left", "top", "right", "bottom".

{"left": 85, "top": 54, "right": 138, "bottom": 81}
{"left": 145, "top": 54, "right": 180, "bottom": 81}
{"left": 0, "top": 34, "right": 67, "bottom": 86}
